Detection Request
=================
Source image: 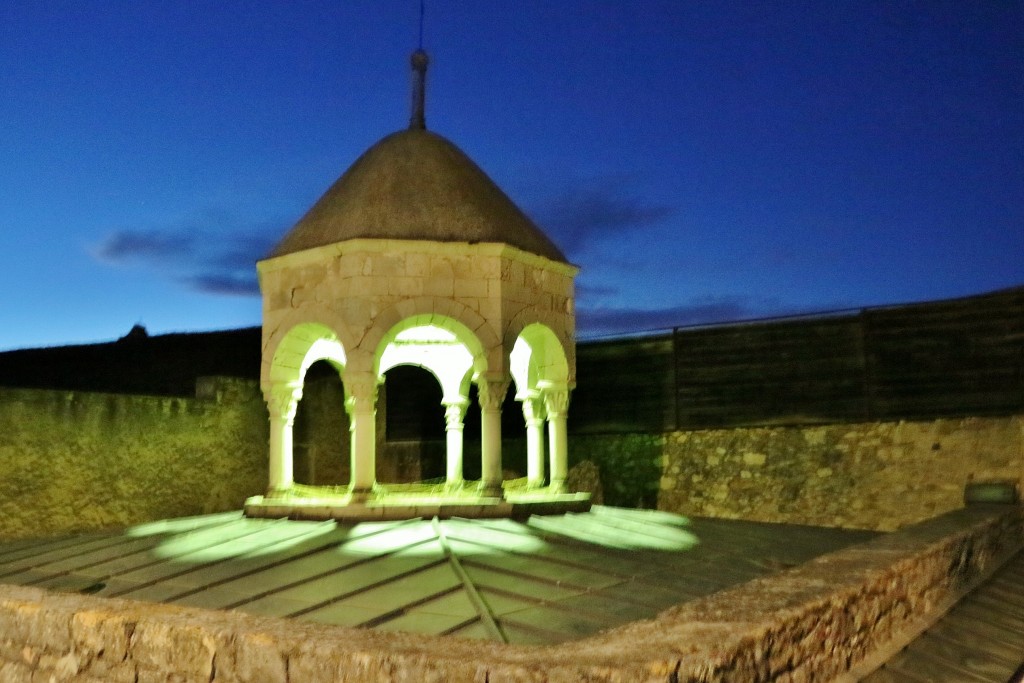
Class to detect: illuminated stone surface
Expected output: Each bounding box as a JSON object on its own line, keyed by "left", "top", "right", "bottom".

{"left": 256, "top": 53, "right": 579, "bottom": 512}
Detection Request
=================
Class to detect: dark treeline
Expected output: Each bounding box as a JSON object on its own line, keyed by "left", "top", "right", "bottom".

{"left": 1, "top": 286, "right": 1020, "bottom": 430}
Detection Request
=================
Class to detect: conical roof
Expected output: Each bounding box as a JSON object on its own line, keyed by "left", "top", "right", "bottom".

{"left": 269, "top": 128, "right": 567, "bottom": 263}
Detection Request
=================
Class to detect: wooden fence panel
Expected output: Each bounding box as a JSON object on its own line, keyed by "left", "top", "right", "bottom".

{"left": 569, "top": 334, "right": 675, "bottom": 434}
{"left": 864, "top": 289, "right": 1024, "bottom": 418}
{"left": 674, "top": 316, "right": 868, "bottom": 428}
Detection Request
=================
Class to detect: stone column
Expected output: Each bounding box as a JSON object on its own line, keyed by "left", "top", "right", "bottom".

{"left": 522, "top": 396, "right": 547, "bottom": 488}
{"left": 543, "top": 388, "right": 570, "bottom": 492}
{"left": 345, "top": 374, "right": 379, "bottom": 500}
{"left": 477, "top": 377, "right": 509, "bottom": 497}
{"left": 266, "top": 382, "right": 302, "bottom": 494}
{"left": 443, "top": 398, "right": 468, "bottom": 488}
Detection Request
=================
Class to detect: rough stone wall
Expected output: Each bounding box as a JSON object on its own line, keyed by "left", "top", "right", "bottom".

{"left": 0, "top": 505, "right": 1017, "bottom": 682}
{"left": 571, "top": 433, "right": 665, "bottom": 508}
{"left": 658, "top": 415, "right": 1024, "bottom": 531}
{"left": 0, "top": 379, "right": 267, "bottom": 540}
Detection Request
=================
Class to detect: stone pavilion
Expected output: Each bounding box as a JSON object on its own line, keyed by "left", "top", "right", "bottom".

{"left": 246, "top": 51, "right": 586, "bottom": 520}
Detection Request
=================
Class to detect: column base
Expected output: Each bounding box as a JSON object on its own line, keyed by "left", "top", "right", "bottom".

{"left": 266, "top": 486, "right": 293, "bottom": 498}
{"left": 477, "top": 482, "right": 504, "bottom": 499}
{"left": 548, "top": 479, "right": 567, "bottom": 494}
{"left": 348, "top": 487, "right": 374, "bottom": 503}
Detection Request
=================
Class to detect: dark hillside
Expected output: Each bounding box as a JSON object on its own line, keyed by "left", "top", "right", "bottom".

{"left": 0, "top": 326, "right": 261, "bottom": 396}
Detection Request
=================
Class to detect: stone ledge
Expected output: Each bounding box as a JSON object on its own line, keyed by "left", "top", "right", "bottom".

{"left": 243, "top": 491, "right": 593, "bottom": 521}
{"left": 0, "top": 505, "right": 1019, "bottom": 682}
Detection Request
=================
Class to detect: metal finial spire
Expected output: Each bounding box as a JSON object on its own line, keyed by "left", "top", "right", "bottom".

{"left": 409, "top": 48, "right": 429, "bottom": 130}
{"left": 409, "top": 0, "right": 428, "bottom": 129}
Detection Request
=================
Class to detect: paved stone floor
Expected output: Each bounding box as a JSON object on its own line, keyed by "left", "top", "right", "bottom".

{"left": 861, "top": 548, "right": 1024, "bottom": 683}
{"left": 0, "top": 506, "right": 877, "bottom": 645}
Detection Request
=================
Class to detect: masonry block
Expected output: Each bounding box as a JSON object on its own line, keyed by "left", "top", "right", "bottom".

{"left": 0, "top": 659, "right": 32, "bottom": 683}
{"left": 129, "top": 618, "right": 217, "bottom": 681}
{"left": 215, "top": 631, "right": 288, "bottom": 683}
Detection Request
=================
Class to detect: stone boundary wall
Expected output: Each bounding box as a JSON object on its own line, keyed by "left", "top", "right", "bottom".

{"left": 0, "top": 505, "right": 1018, "bottom": 682}
{"left": 0, "top": 379, "right": 267, "bottom": 540}
{"left": 653, "top": 414, "right": 1024, "bottom": 531}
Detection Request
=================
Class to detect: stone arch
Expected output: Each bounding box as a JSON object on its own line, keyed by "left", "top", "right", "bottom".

{"left": 508, "top": 320, "right": 573, "bottom": 490}
{"left": 510, "top": 323, "right": 569, "bottom": 396}
{"left": 358, "top": 296, "right": 502, "bottom": 376}
{"left": 504, "top": 306, "right": 575, "bottom": 386}
{"left": 375, "top": 314, "right": 485, "bottom": 385}
{"left": 261, "top": 321, "right": 349, "bottom": 494}
{"left": 261, "top": 307, "right": 356, "bottom": 388}
{"left": 266, "top": 321, "right": 348, "bottom": 387}
{"left": 373, "top": 311, "right": 490, "bottom": 488}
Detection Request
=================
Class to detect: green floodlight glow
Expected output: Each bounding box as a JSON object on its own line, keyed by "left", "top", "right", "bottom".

{"left": 146, "top": 519, "right": 338, "bottom": 563}
{"left": 379, "top": 324, "right": 474, "bottom": 400}
{"left": 301, "top": 336, "right": 346, "bottom": 374}
{"left": 123, "top": 511, "right": 243, "bottom": 538}
{"left": 139, "top": 509, "right": 701, "bottom": 565}
{"left": 530, "top": 513, "right": 700, "bottom": 551}
{"left": 394, "top": 325, "right": 457, "bottom": 344}
{"left": 510, "top": 335, "right": 532, "bottom": 395}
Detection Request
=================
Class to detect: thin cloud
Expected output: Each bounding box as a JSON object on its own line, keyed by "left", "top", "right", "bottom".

{"left": 574, "top": 282, "right": 620, "bottom": 301}
{"left": 528, "top": 180, "right": 675, "bottom": 255}
{"left": 181, "top": 273, "right": 260, "bottom": 296}
{"left": 208, "top": 235, "right": 279, "bottom": 270}
{"left": 92, "top": 216, "right": 283, "bottom": 298}
{"left": 93, "top": 231, "right": 195, "bottom": 264}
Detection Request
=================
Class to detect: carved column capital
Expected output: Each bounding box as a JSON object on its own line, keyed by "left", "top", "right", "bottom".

{"left": 477, "top": 378, "right": 511, "bottom": 411}
{"left": 266, "top": 382, "right": 303, "bottom": 423}
{"left": 344, "top": 373, "right": 379, "bottom": 415}
{"left": 521, "top": 395, "right": 547, "bottom": 426}
{"left": 443, "top": 398, "right": 469, "bottom": 431}
{"left": 542, "top": 387, "right": 570, "bottom": 417}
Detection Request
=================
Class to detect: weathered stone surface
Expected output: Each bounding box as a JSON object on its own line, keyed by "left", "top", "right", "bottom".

{"left": 130, "top": 617, "right": 218, "bottom": 680}
{"left": 218, "top": 631, "right": 287, "bottom": 683}
{"left": 0, "top": 381, "right": 267, "bottom": 540}
{"left": 566, "top": 459, "right": 604, "bottom": 505}
{"left": 657, "top": 415, "right": 1024, "bottom": 531}
{"left": 0, "top": 659, "right": 32, "bottom": 683}
{"left": 572, "top": 433, "right": 664, "bottom": 508}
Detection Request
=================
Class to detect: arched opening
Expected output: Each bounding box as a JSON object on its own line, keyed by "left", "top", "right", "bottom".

{"left": 292, "top": 360, "right": 349, "bottom": 486}
{"left": 510, "top": 323, "right": 571, "bottom": 489}
{"left": 374, "top": 314, "right": 491, "bottom": 491}
{"left": 263, "top": 322, "right": 347, "bottom": 493}
{"left": 382, "top": 364, "right": 445, "bottom": 482}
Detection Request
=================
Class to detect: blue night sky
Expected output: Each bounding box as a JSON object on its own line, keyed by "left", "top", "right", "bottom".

{"left": 1, "top": 1, "right": 1021, "bottom": 350}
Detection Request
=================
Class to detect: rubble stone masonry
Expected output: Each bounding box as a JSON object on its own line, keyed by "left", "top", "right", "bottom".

{"left": 0, "top": 379, "right": 267, "bottom": 540}
{"left": 658, "top": 415, "right": 1024, "bottom": 531}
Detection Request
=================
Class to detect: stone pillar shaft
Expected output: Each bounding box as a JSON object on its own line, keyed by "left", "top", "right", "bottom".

{"left": 443, "top": 399, "right": 468, "bottom": 486}
{"left": 266, "top": 383, "right": 302, "bottom": 494}
{"left": 478, "top": 378, "right": 509, "bottom": 496}
{"left": 523, "top": 397, "right": 547, "bottom": 487}
{"left": 346, "top": 375, "right": 378, "bottom": 497}
{"left": 543, "top": 388, "right": 570, "bottom": 491}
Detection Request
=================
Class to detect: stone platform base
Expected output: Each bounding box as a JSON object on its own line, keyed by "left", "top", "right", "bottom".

{"left": 243, "top": 490, "right": 592, "bottom": 521}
